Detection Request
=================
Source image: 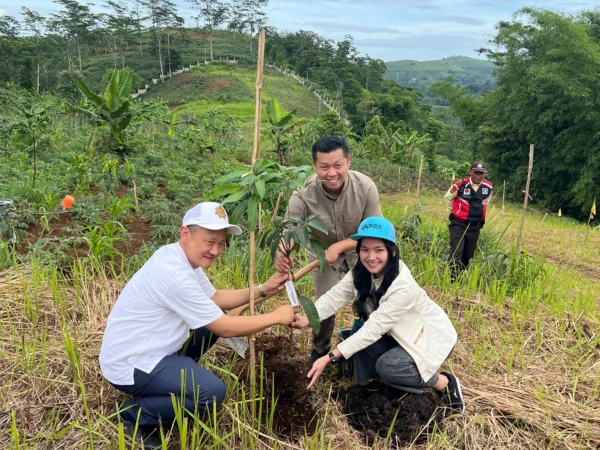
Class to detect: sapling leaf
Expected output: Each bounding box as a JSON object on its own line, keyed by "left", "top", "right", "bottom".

{"left": 214, "top": 171, "right": 247, "bottom": 184}
{"left": 211, "top": 184, "right": 242, "bottom": 198}
{"left": 294, "top": 226, "right": 309, "bottom": 247}
{"left": 310, "top": 239, "right": 327, "bottom": 274}
{"left": 308, "top": 218, "right": 328, "bottom": 235}
{"left": 298, "top": 295, "right": 320, "bottom": 335}
{"left": 248, "top": 194, "right": 260, "bottom": 230}
{"left": 255, "top": 179, "right": 266, "bottom": 199}
{"left": 230, "top": 200, "right": 248, "bottom": 224}
{"left": 222, "top": 189, "right": 249, "bottom": 205}
{"left": 270, "top": 233, "right": 282, "bottom": 261}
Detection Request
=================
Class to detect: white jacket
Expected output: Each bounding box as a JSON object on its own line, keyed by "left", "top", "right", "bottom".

{"left": 314, "top": 262, "right": 457, "bottom": 382}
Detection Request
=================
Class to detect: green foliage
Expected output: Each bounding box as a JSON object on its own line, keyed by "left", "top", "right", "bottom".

{"left": 102, "top": 67, "right": 143, "bottom": 90}
{"left": 385, "top": 56, "right": 496, "bottom": 103}
{"left": 76, "top": 69, "right": 137, "bottom": 148}
{"left": 265, "top": 98, "right": 298, "bottom": 165}
{"left": 433, "top": 8, "right": 600, "bottom": 220}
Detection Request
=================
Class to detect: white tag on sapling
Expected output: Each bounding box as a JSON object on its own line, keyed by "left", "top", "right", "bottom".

{"left": 285, "top": 280, "right": 299, "bottom": 307}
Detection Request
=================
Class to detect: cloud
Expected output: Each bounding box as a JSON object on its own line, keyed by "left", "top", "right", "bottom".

{"left": 357, "top": 34, "right": 486, "bottom": 51}
{"left": 304, "top": 21, "right": 405, "bottom": 35}
{"left": 444, "top": 15, "right": 487, "bottom": 25}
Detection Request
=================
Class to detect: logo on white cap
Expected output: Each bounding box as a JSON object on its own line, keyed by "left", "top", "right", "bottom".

{"left": 182, "top": 202, "right": 242, "bottom": 235}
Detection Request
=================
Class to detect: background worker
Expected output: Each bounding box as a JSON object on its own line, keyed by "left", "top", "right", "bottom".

{"left": 291, "top": 217, "right": 464, "bottom": 413}
{"left": 275, "top": 136, "right": 382, "bottom": 363}
{"left": 445, "top": 162, "right": 493, "bottom": 280}
{"left": 100, "top": 202, "right": 293, "bottom": 448}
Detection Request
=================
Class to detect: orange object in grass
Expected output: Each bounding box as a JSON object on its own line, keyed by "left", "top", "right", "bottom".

{"left": 61, "top": 195, "right": 74, "bottom": 211}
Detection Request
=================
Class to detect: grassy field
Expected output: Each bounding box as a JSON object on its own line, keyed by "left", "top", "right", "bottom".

{"left": 1, "top": 53, "right": 599, "bottom": 448}
{"left": 1, "top": 191, "right": 599, "bottom": 449}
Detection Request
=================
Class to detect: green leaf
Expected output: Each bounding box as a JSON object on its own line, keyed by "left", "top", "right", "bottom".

{"left": 294, "top": 226, "right": 309, "bottom": 247}
{"left": 222, "top": 189, "right": 249, "bottom": 205}
{"left": 214, "top": 170, "right": 247, "bottom": 185}
{"left": 308, "top": 218, "right": 328, "bottom": 235}
{"left": 230, "top": 200, "right": 248, "bottom": 224}
{"left": 310, "top": 239, "right": 328, "bottom": 274}
{"left": 247, "top": 194, "right": 260, "bottom": 230}
{"left": 211, "top": 184, "right": 242, "bottom": 199}
{"left": 298, "top": 295, "right": 320, "bottom": 335}
{"left": 76, "top": 80, "right": 103, "bottom": 107}
{"left": 255, "top": 179, "right": 266, "bottom": 199}
{"left": 270, "top": 232, "right": 282, "bottom": 261}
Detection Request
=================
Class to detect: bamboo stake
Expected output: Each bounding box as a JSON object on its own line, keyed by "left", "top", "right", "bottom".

{"left": 502, "top": 180, "right": 506, "bottom": 212}
{"left": 132, "top": 180, "right": 139, "bottom": 208}
{"left": 416, "top": 155, "right": 424, "bottom": 198}
{"left": 516, "top": 144, "right": 534, "bottom": 254}
{"left": 271, "top": 191, "right": 284, "bottom": 224}
{"left": 248, "top": 29, "right": 265, "bottom": 421}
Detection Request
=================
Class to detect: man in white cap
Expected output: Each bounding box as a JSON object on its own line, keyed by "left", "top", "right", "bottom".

{"left": 99, "top": 202, "right": 292, "bottom": 447}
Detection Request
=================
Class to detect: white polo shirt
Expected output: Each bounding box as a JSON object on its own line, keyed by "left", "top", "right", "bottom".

{"left": 99, "top": 243, "right": 224, "bottom": 385}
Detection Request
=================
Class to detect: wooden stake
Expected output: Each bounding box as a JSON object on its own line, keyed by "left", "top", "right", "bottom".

{"left": 416, "top": 155, "right": 424, "bottom": 198}
{"left": 502, "top": 180, "right": 506, "bottom": 212}
{"left": 516, "top": 144, "right": 534, "bottom": 254}
{"left": 271, "top": 191, "right": 284, "bottom": 224}
{"left": 587, "top": 197, "right": 596, "bottom": 226}
{"left": 132, "top": 180, "right": 139, "bottom": 208}
{"left": 248, "top": 29, "right": 265, "bottom": 420}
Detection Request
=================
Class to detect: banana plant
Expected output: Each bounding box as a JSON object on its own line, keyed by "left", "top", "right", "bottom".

{"left": 266, "top": 98, "right": 299, "bottom": 166}
{"left": 76, "top": 70, "right": 136, "bottom": 146}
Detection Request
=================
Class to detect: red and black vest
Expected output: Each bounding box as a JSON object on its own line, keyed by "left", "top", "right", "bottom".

{"left": 450, "top": 178, "right": 493, "bottom": 226}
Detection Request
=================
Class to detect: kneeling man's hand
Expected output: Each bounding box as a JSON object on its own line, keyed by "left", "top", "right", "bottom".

{"left": 273, "top": 304, "right": 295, "bottom": 325}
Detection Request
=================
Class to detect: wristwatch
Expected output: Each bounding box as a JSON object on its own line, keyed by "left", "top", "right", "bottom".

{"left": 328, "top": 351, "right": 339, "bottom": 364}
{"left": 258, "top": 284, "right": 267, "bottom": 298}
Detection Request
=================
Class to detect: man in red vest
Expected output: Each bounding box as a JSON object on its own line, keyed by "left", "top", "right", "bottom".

{"left": 445, "top": 162, "right": 493, "bottom": 280}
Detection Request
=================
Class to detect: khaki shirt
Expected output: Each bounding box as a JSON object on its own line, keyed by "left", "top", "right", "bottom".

{"left": 286, "top": 170, "right": 382, "bottom": 269}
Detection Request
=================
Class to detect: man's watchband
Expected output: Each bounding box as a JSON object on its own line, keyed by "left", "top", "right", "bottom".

{"left": 258, "top": 284, "right": 267, "bottom": 298}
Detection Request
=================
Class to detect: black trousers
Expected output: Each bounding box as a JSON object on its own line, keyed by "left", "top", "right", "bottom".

{"left": 449, "top": 220, "right": 481, "bottom": 279}
{"left": 110, "top": 328, "right": 224, "bottom": 427}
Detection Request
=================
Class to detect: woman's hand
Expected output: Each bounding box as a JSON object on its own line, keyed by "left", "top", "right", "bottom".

{"left": 306, "top": 355, "right": 330, "bottom": 389}
{"left": 262, "top": 272, "right": 289, "bottom": 296}
{"left": 290, "top": 313, "right": 309, "bottom": 329}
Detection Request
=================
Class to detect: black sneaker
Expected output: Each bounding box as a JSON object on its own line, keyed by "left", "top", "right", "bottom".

{"left": 310, "top": 349, "right": 328, "bottom": 364}
{"left": 441, "top": 372, "right": 465, "bottom": 413}
{"left": 112, "top": 405, "right": 163, "bottom": 449}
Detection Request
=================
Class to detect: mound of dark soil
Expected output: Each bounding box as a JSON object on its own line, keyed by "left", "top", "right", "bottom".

{"left": 232, "top": 334, "right": 320, "bottom": 438}
{"left": 339, "top": 381, "right": 446, "bottom": 447}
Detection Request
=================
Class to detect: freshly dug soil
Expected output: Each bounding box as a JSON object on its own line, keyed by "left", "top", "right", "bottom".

{"left": 232, "top": 334, "right": 320, "bottom": 438}
{"left": 339, "top": 380, "right": 446, "bottom": 446}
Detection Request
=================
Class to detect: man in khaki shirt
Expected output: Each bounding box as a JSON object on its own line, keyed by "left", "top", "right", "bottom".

{"left": 275, "top": 136, "right": 382, "bottom": 362}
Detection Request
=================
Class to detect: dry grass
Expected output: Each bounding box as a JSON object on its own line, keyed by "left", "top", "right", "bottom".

{"left": 1, "top": 256, "right": 599, "bottom": 449}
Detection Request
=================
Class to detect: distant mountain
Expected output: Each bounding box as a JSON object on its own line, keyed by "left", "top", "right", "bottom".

{"left": 385, "top": 56, "right": 496, "bottom": 101}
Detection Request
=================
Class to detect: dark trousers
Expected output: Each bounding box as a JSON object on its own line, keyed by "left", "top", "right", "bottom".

{"left": 449, "top": 220, "right": 481, "bottom": 279}
{"left": 111, "top": 328, "right": 225, "bottom": 427}
{"left": 352, "top": 326, "right": 438, "bottom": 394}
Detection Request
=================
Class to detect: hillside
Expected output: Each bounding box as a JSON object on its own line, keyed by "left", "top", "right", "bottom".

{"left": 385, "top": 56, "right": 495, "bottom": 100}
{"left": 144, "top": 63, "right": 323, "bottom": 120}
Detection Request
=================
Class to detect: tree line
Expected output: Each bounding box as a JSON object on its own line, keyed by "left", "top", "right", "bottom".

{"left": 432, "top": 8, "right": 600, "bottom": 220}
{"left": 0, "top": 0, "right": 268, "bottom": 92}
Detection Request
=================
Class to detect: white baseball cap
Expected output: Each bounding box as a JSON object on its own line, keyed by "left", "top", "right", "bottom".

{"left": 182, "top": 202, "right": 242, "bottom": 235}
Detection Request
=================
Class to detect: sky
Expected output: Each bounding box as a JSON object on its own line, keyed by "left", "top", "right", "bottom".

{"left": 2, "top": 0, "right": 598, "bottom": 61}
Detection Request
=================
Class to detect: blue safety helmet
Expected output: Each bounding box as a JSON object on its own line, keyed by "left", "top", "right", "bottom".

{"left": 350, "top": 217, "right": 396, "bottom": 244}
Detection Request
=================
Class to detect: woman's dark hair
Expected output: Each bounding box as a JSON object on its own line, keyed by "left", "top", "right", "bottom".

{"left": 352, "top": 238, "right": 400, "bottom": 321}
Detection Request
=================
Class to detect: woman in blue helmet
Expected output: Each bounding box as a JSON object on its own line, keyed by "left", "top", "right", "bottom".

{"left": 291, "top": 216, "right": 464, "bottom": 412}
